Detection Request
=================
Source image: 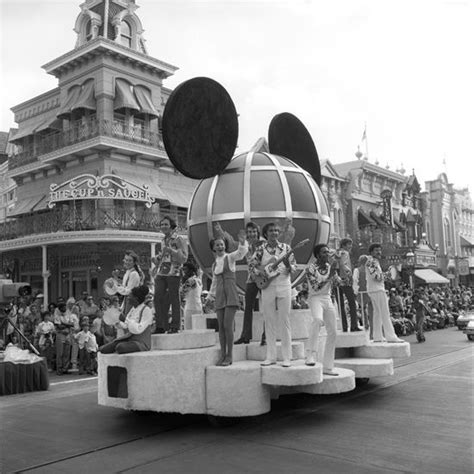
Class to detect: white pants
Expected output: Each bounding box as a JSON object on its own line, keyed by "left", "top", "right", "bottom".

{"left": 308, "top": 295, "right": 337, "bottom": 370}
{"left": 261, "top": 284, "right": 292, "bottom": 362}
{"left": 368, "top": 290, "right": 398, "bottom": 342}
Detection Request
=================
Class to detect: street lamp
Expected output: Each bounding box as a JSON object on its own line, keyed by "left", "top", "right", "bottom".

{"left": 406, "top": 250, "right": 415, "bottom": 290}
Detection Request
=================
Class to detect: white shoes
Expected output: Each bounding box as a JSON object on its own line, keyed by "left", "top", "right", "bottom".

{"left": 261, "top": 360, "right": 276, "bottom": 366}
{"left": 323, "top": 368, "right": 338, "bottom": 376}
{"left": 281, "top": 360, "right": 291, "bottom": 367}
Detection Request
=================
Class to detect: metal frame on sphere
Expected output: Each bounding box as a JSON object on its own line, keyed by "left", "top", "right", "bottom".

{"left": 187, "top": 151, "right": 331, "bottom": 288}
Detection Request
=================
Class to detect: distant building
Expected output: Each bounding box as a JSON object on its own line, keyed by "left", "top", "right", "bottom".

{"left": 422, "top": 174, "right": 474, "bottom": 284}
{"left": 319, "top": 159, "right": 347, "bottom": 248}
{"left": 0, "top": 0, "right": 197, "bottom": 302}
{"left": 333, "top": 158, "right": 440, "bottom": 286}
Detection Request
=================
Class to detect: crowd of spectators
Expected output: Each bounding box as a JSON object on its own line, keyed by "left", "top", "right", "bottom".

{"left": 1, "top": 277, "right": 472, "bottom": 371}
{"left": 2, "top": 292, "right": 120, "bottom": 375}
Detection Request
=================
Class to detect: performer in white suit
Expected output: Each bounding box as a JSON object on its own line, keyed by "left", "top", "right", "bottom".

{"left": 365, "top": 243, "right": 403, "bottom": 343}
{"left": 305, "top": 244, "right": 340, "bottom": 375}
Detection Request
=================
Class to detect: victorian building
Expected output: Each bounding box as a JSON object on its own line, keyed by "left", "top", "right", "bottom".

{"left": 333, "top": 157, "right": 442, "bottom": 286}
{"left": 0, "top": 0, "right": 198, "bottom": 302}
{"left": 422, "top": 174, "right": 474, "bottom": 285}
{"left": 319, "top": 159, "right": 347, "bottom": 248}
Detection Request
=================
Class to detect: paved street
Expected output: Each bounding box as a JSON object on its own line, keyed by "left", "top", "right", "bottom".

{"left": 1, "top": 327, "right": 473, "bottom": 474}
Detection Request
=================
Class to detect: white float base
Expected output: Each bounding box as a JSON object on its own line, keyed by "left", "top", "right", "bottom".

{"left": 275, "top": 367, "right": 356, "bottom": 396}
{"left": 354, "top": 341, "right": 410, "bottom": 359}
{"left": 334, "top": 357, "right": 394, "bottom": 378}
{"left": 246, "top": 341, "right": 305, "bottom": 361}
{"left": 261, "top": 360, "right": 323, "bottom": 386}
{"left": 151, "top": 330, "right": 216, "bottom": 350}
{"left": 336, "top": 331, "right": 370, "bottom": 348}
{"left": 206, "top": 361, "right": 271, "bottom": 417}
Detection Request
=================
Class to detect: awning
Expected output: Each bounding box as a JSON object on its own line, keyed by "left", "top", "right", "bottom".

{"left": 9, "top": 118, "right": 43, "bottom": 141}
{"left": 57, "top": 85, "right": 82, "bottom": 119}
{"left": 31, "top": 194, "right": 49, "bottom": 212}
{"left": 71, "top": 79, "right": 96, "bottom": 112}
{"left": 358, "top": 209, "right": 376, "bottom": 226}
{"left": 110, "top": 170, "right": 168, "bottom": 201}
{"left": 160, "top": 186, "right": 194, "bottom": 208}
{"left": 414, "top": 269, "right": 450, "bottom": 285}
{"left": 134, "top": 85, "right": 159, "bottom": 118}
{"left": 460, "top": 235, "right": 474, "bottom": 247}
{"left": 7, "top": 196, "right": 45, "bottom": 217}
{"left": 369, "top": 211, "right": 386, "bottom": 227}
{"left": 114, "top": 79, "right": 140, "bottom": 112}
{"left": 35, "top": 115, "right": 62, "bottom": 134}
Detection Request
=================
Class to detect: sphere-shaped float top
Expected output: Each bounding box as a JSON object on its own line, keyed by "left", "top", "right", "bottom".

{"left": 187, "top": 151, "right": 331, "bottom": 290}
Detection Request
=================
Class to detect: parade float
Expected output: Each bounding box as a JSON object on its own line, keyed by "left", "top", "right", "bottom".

{"left": 98, "top": 78, "right": 410, "bottom": 418}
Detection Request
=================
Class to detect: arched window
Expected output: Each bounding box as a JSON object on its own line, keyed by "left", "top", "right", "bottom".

{"left": 121, "top": 20, "right": 132, "bottom": 48}
{"left": 444, "top": 218, "right": 451, "bottom": 249}
{"left": 86, "top": 20, "right": 93, "bottom": 41}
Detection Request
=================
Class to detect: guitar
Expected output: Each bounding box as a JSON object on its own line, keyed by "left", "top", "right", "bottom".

{"left": 253, "top": 239, "right": 310, "bottom": 290}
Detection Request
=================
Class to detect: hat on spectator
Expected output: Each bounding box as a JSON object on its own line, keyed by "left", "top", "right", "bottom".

{"left": 35, "top": 293, "right": 44, "bottom": 298}
{"left": 67, "top": 297, "right": 76, "bottom": 304}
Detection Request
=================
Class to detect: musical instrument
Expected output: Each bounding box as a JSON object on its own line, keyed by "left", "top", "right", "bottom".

{"left": 103, "top": 307, "right": 121, "bottom": 326}
{"left": 384, "top": 265, "right": 398, "bottom": 281}
{"left": 103, "top": 277, "right": 120, "bottom": 296}
{"left": 253, "top": 239, "right": 310, "bottom": 290}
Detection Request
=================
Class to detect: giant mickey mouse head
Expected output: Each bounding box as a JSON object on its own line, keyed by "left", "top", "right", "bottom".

{"left": 162, "top": 77, "right": 331, "bottom": 290}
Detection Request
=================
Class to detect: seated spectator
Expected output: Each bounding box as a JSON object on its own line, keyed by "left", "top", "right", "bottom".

{"left": 100, "top": 285, "right": 153, "bottom": 354}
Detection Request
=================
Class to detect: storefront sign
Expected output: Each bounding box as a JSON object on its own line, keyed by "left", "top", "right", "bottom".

{"left": 458, "top": 259, "right": 470, "bottom": 276}
{"left": 48, "top": 174, "right": 155, "bottom": 208}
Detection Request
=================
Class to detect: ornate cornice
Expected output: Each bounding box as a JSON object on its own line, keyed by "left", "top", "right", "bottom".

{"left": 0, "top": 229, "right": 163, "bottom": 251}
{"left": 43, "top": 38, "right": 178, "bottom": 78}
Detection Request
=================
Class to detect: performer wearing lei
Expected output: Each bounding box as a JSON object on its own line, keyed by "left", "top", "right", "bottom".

{"left": 208, "top": 230, "right": 248, "bottom": 366}
{"left": 153, "top": 216, "right": 188, "bottom": 334}
{"left": 365, "top": 243, "right": 403, "bottom": 343}
{"left": 100, "top": 285, "right": 153, "bottom": 354}
{"left": 305, "top": 244, "right": 340, "bottom": 374}
{"left": 251, "top": 222, "right": 296, "bottom": 367}
{"left": 214, "top": 221, "right": 265, "bottom": 345}
{"left": 115, "top": 250, "right": 144, "bottom": 319}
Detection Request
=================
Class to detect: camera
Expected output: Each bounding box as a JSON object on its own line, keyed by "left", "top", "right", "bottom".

{"left": 0, "top": 278, "right": 32, "bottom": 303}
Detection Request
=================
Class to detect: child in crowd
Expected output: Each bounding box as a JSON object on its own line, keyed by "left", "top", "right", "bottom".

{"left": 74, "top": 318, "right": 98, "bottom": 375}
{"left": 180, "top": 262, "right": 203, "bottom": 330}
{"left": 35, "top": 311, "right": 56, "bottom": 349}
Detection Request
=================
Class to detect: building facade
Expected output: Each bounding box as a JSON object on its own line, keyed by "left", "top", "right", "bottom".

{"left": 422, "top": 174, "right": 474, "bottom": 285}
{"left": 0, "top": 0, "right": 198, "bottom": 302}
{"left": 333, "top": 158, "right": 440, "bottom": 285}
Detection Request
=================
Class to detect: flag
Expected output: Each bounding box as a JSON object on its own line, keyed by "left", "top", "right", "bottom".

{"left": 361, "top": 127, "right": 366, "bottom": 141}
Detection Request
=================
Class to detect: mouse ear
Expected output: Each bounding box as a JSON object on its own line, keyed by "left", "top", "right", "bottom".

{"left": 268, "top": 112, "right": 321, "bottom": 185}
{"left": 162, "top": 77, "right": 238, "bottom": 179}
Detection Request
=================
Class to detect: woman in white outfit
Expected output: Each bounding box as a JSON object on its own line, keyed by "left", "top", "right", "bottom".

{"left": 305, "top": 244, "right": 340, "bottom": 375}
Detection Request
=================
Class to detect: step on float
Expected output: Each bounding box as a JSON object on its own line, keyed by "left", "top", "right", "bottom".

{"left": 98, "top": 313, "right": 410, "bottom": 418}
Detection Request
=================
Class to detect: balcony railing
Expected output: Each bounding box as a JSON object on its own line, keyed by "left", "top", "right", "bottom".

{"left": 0, "top": 207, "right": 188, "bottom": 242}
{"left": 9, "top": 117, "right": 165, "bottom": 170}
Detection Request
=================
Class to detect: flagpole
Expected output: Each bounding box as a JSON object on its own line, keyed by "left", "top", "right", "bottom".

{"left": 364, "top": 122, "right": 369, "bottom": 160}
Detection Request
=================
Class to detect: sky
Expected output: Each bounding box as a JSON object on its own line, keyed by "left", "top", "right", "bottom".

{"left": 1, "top": 0, "right": 472, "bottom": 189}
